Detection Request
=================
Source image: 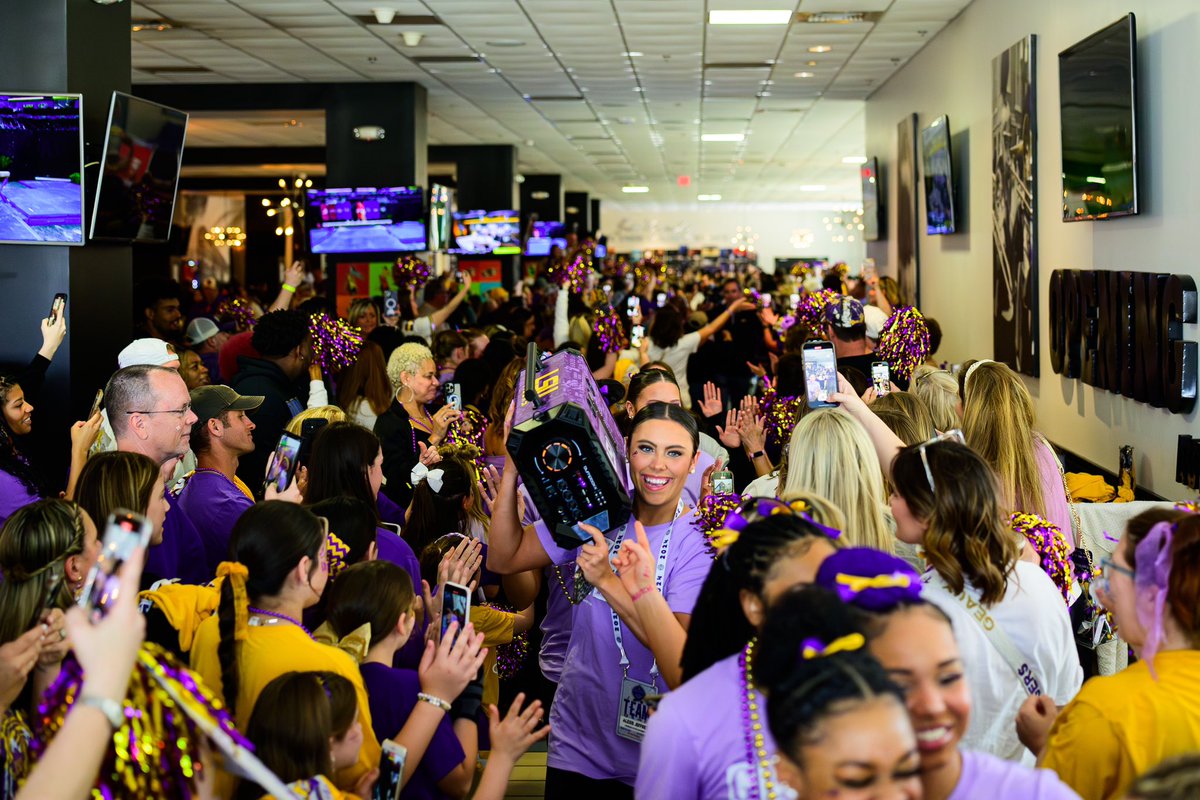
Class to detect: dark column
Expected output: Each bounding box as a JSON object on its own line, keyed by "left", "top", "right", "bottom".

{"left": 451, "top": 145, "right": 517, "bottom": 212}
{"left": 520, "top": 174, "right": 564, "bottom": 232}
{"left": 0, "top": 0, "right": 132, "bottom": 484}
{"left": 590, "top": 198, "right": 602, "bottom": 235}
{"left": 564, "top": 191, "right": 590, "bottom": 235}
{"left": 326, "top": 83, "right": 427, "bottom": 189}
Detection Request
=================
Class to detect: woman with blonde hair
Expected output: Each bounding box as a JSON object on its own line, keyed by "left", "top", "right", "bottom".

{"left": 780, "top": 409, "right": 893, "bottom": 553}
{"left": 959, "top": 360, "right": 1073, "bottom": 544}
{"left": 871, "top": 391, "right": 935, "bottom": 442}
{"left": 910, "top": 365, "right": 960, "bottom": 432}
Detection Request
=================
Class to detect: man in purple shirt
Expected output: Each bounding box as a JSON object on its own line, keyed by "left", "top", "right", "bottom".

{"left": 174, "top": 384, "right": 263, "bottom": 576}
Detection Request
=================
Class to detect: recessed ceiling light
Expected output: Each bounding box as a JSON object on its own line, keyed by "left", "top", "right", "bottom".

{"left": 842, "top": 156, "right": 868, "bottom": 164}
{"left": 709, "top": 10, "right": 792, "bottom": 25}
{"left": 633, "top": 86, "right": 644, "bottom": 92}
{"left": 623, "top": 185, "right": 650, "bottom": 193}
{"left": 698, "top": 194, "right": 722, "bottom": 201}
{"left": 794, "top": 71, "right": 814, "bottom": 78}
{"left": 808, "top": 45, "right": 833, "bottom": 53}
{"left": 702, "top": 133, "right": 745, "bottom": 142}
{"left": 800, "top": 184, "right": 827, "bottom": 192}
{"left": 623, "top": 51, "right": 644, "bottom": 57}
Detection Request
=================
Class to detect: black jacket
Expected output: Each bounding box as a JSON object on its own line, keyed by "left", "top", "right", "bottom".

{"left": 230, "top": 356, "right": 305, "bottom": 490}
{"left": 374, "top": 398, "right": 432, "bottom": 510}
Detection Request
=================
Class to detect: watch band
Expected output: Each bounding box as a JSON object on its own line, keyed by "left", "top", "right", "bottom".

{"left": 79, "top": 694, "right": 125, "bottom": 730}
{"left": 416, "top": 692, "right": 451, "bottom": 713}
{"left": 750, "top": 450, "right": 766, "bottom": 459}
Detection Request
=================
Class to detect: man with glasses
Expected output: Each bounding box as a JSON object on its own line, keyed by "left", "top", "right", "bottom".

{"left": 105, "top": 364, "right": 209, "bottom": 584}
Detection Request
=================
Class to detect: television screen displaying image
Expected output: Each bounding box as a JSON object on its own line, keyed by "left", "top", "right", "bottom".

{"left": 860, "top": 157, "right": 880, "bottom": 241}
{"left": 308, "top": 186, "right": 426, "bottom": 253}
{"left": 1059, "top": 13, "right": 1138, "bottom": 221}
{"left": 453, "top": 209, "right": 520, "bottom": 255}
{"left": 525, "top": 219, "right": 566, "bottom": 257}
{"left": 920, "top": 117, "right": 956, "bottom": 234}
{"left": 90, "top": 92, "right": 188, "bottom": 242}
{"left": 429, "top": 183, "right": 452, "bottom": 251}
{"left": 0, "top": 93, "right": 84, "bottom": 245}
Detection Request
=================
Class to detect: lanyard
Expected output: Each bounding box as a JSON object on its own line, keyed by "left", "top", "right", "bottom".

{"left": 609, "top": 499, "right": 684, "bottom": 682}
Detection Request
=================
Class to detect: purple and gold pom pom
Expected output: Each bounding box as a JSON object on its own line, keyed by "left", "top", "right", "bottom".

{"left": 215, "top": 297, "right": 258, "bottom": 332}
{"left": 694, "top": 493, "right": 744, "bottom": 557}
{"left": 593, "top": 305, "right": 627, "bottom": 353}
{"left": 875, "top": 306, "right": 930, "bottom": 381}
{"left": 1010, "top": 512, "right": 1074, "bottom": 603}
{"left": 760, "top": 384, "right": 803, "bottom": 448}
{"left": 309, "top": 312, "right": 363, "bottom": 373}
{"left": 550, "top": 254, "right": 590, "bottom": 293}
{"left": 393, "top": 255, "right": 432, "bottom": 290}
{"left": 482, "top": 602, "right": 530, "bottom": 680}
{"left": 794, "top": 288, "right": 838, "bottom": 330}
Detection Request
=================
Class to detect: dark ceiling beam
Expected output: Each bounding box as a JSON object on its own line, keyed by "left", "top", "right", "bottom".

{"left": 183, "top": 146, "right": 325, "bottom": 166}
{"left": 133, "top": 83, "right": 337, "bottom": 110}
{"left": 179, "top": 176, "right": 312, "bottom": 192}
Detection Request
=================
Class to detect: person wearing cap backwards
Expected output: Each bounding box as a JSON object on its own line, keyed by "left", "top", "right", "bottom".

{"left": 185, "top": 317, "right": 231, "bottom": 384}
{"left": 824, "top": 295, "right": 907, "bottom": 390}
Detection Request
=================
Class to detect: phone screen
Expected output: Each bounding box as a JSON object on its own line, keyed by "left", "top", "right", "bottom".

{"left": 626, "top": 297, "right": 639, "bottom": 317}
{"left": 79, "top": 510, "right": 152, "bottom": 619}
{"left": 265, "top": 432, "right": 303, "bottom": 494}
{"left": 761, "top": 293, "right": 772, "bottom": 308}
{"left": 49, "top": 293, "right": 67, "bottom": 324}
{"left": 802, "top": 343, "right": 839, "bottom": 409}
{"left": 871, "top": 362, "right": 891, "bottom": 395}
{"left": 440, "top": 582, "right": 471, "bottom": 643}
{"left": 630, "top": 324, "right": 645, "bottom": 349}
{"left": 655, "top": 292, "right": 667, "bottom": 308}
{"left": 375, "top": 740, "right": 408, "bottom": 800}
{"left": 712, "top": 470, "right": 735, "bottom": 495}
{"left": 444, "top": 382, "right": 462, "bottom": 411}
{"left": 383, "top": 290, "right": 399, "bottom": 317}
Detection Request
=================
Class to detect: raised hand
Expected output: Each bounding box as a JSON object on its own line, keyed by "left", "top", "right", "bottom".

{"left": 417, "top": 621, "right": 487, "bottom": 702}
{"left": 575, "top": 524, "right": 616, "bottom": 591}
{"left": 699, "top": 457, "right": 725, "bottom": 500}
{"left": 487, "top": 693, "right": 549, "bottom": 764}
{"left": 698, "top": 382, "right": 724, "bottom": 418}
{"left": 438, "top": 536, "right": 483, "bottom": 593}
{"left": 612, "top": 521, "right": 656, "bottom": 601}
{"left": 0, "top": 626, "right": 43, "bottom": 713}
{"left": 716, "top": 408, "right": 742, "bottom": 449}
{"left": 738, "top": 411, "right": 767, "bottom": 455}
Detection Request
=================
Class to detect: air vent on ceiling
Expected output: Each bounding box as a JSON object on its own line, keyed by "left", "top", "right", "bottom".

{"left": 353, "top": 14, "right": 442, "bottom": 26}
{"left": 141, "top": 66, "right": 213, "bottom": 75}
{"left": 795, "top": 11, "right": 884, "bottom": 24}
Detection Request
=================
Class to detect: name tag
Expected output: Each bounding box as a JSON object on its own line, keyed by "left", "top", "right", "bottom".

{"left": 616, "top": 676, "right": 655, "bottom": 742}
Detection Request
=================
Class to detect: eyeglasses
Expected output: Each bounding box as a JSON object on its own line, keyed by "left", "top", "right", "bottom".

{"left": 1099, "top": 555, "right": 1134, "bottom": 596}
{"left": 125, "top": 403, "right": 192, "bottom": 419}
{"left": 916, "top": 429, "right": 965, "bottom": 494}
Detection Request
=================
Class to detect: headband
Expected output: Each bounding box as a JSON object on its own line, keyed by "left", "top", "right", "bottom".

{"left": 1135, "top": 521, "right": 1175, "bottom": 678}
{"left": 215, "top": 561, "right": 250, "bottom": 641}
{"left": 800, "top": 633, "right": 865, "bottom": 660}
{"left": 964, "top": 358, "right": 996, "bottom": 388}
{"left": 411, "top": 462, "right": 445, "bottom": 493}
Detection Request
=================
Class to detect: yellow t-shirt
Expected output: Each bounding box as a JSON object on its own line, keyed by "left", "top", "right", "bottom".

{"left": 191, "top": 615, "right": 381, "bottom": 794}
{"left": 1040, "top": 650, "right": 1200, "bottom": 800}
{"left": 471, "top": 605, "right": 516, "bottom": 708}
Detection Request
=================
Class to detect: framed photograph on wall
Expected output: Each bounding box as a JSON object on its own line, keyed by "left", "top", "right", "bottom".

{"left": 992, "top": 35, "right": 1039, "bottom": 376}
{"left": 895, "top": 114, "right": 920, "bottom": 307}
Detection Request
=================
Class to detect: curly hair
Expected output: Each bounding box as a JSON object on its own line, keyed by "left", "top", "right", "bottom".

{"left": 251, "top": 310, "right": 310, "bottom": 358}
{"left": 386, "top": 342, "right": 434, "bottom": 391}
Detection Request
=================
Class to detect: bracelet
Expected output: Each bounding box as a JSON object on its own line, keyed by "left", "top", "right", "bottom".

{"left": 630, "top": 586, "right": 654, "bottom": 602}
{"left": 79, "top": 694, "right": 125, "bottom": 729}
{"left": 417, "top": 692, "right": 452, "bottom": 713}
{"left": 749, "top": 450, "right": 766, "bottom": 460}
{"left": 282, "top": 283, "right": 297, "bottom": 293}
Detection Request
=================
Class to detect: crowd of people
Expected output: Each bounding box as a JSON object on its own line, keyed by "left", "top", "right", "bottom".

{"left": 1, "top": 249, "right": 1199, "bottom": 800}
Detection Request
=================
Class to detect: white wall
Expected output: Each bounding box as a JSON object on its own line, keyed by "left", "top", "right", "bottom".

{"left": 864, "top": 0, "right": 1200, "bottom": 496}
{"left": 603, "top": 203, "right": 868, "bottom": 272}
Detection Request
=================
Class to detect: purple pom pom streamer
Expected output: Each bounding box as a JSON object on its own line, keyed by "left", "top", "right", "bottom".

{"left": 215, "top": 298, "right": 258, "bottom": 332}
{"left": 694, "top": 493, "right": 744, "bottom": 557}
{"left": 875, "top": 305, "right": 930, "bottom": 381}
{"left": 794, "top": 289, "right": 838, "bottom": 331}
{"left": 309, "top": 311, "right": 363, "bottom": 373}
{"left": 759, "top": 381, "right": 803, "bottom": 448}
{"left": 482, "top": 602, "right": 530, "bottom": 680}
{"left": 550, "top": 254, "right": 590, "bottom": 293}
{"left": 592, "top": 305, "right": 627, "bottom": 354}
{"left": 393, "top": 255, "right": 432, "bottom": 290}
{"left": 1010, "top": 512, "right": 1074, "bottom": 603}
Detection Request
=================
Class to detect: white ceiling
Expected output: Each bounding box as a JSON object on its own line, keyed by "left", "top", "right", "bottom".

{"left": 131, "top": 0, "right": 974, "bottom": 205}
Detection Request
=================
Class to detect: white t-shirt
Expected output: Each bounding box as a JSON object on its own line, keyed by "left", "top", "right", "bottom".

{"left": 645, "top": 331, "right": 702, "bottom": 408}
{"left": 346, "top": 397, "right": 379, "bottom": 431}
{"left": 923, "top": 560, "right": 1083, "bottom": 765}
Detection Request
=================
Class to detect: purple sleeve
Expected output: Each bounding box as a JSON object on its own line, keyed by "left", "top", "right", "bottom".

{"left": 376, "top": 491, "right": 405, "bottom": 527}
{"left": 532, "top": 519, "right": 574, "bottom": 564}
{"left": 376, "top": 528, "right": 426, "bottom": 669}
{"left": 637, "top": 704, "right": 701, "bottom": 800}
{"left": 663, "top": 529, "right": 713, "bottom": 615}
{"left": 423, "top": 713, "right": 467, "bottom": 784}
{"left": 0, "top": 470, "right": 38, "bottom": 528}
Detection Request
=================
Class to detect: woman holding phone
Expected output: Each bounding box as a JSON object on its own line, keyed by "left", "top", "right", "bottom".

{"left": 487, "top": 403, "right": 712, "bottom": 798}
{"left": 644, "top": 297, "right": 754, "bottom": 409}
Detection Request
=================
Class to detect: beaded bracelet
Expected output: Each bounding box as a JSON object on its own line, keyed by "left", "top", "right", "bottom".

{"left": 416, "top": 692, "right": 451, "bottom": 713}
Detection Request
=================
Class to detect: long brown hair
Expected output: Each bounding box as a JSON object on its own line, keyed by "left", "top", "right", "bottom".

{"left": 485, "top": 357, "right": 523, "bottom": 455}
{"left": 0, "top": 500, "right": 86, "bottom": 645}
{"left": 336, "top": 340, "right": 393, "bottom": 417}
{"left": 74, "top": 451, "right": 159, "bottom": 529}
{"left": 892, "top": 440, "right": 1017, "bottom": 605}
{"left": 961, "top": 361, "right": 1045, "bottom": 518}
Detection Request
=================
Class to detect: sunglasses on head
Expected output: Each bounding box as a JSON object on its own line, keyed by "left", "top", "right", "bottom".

{"left": 915, "top": 429, "right": 965, "bottom": 494}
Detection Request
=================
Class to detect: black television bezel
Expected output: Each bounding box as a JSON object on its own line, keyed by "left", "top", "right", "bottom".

{"left": 860, "top": 156, "right": 881, "bottom": 242}
{"left": 0, "top": 91, "right": 86, "bottom": 247}
{"left": 920, "top": 115, "right": 956, "bottom": 235}
{"left": 1058, "top": 13, "right": 1139, "bottom": 222}
{"left": 89, "top": 91, "right": 189, "bottom": 243}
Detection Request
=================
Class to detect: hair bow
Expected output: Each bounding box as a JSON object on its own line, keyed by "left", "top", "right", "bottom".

{"left": 313, "top": 622, "right": 372, "bottom": 663}
{"left": 800, "top": 633, "right": 865, "bottom": 660}
{"left": 410, "top": 462, "right": 445, "bottom": 493}
{"left": 1135, "top": 521, "right": 1175, "bottom": 679}
{"left": 835, "top": 572, "right": 913, "bottom": 599}
{"left": 215, "top": 561, "right": 250, "bottom": 641}
{"left": 326, "top": 532, "right": 351, "bottom": 579}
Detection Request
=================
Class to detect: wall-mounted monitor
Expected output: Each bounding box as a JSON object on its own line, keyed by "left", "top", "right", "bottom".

{"left": 1059, "top": 13, "right": 1138, "bottom": 221}
{"left": 91, "top": 92, "right": 188, "bottom": 243}
{"left": 0, "top": 92, "right": 84, "bottom": 245}
{"left": 920, "top": 116, "right": 956, "bottom": 235}
{"left": 429, "top": 183, "right": 452, "bottom": 251}
{"left": 453, "top": 209, "right": 520, "bottom": 255}
{"left": 525, "top": 219, "right": 566, "bottom": 257}
{"left": 308, "top": 186, "right": 426, "bottom": 253}
{"left": 860, "top": 157, "right": 881, "bottom": 241}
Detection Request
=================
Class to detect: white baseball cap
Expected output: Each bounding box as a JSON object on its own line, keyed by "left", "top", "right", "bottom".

{"left": 863, "top": 305, "right": 889, "bottom": 340}
{"left": 186, "top": 317, "right": 220, "bottom": 345}
{"left": 118, "top": 338, "right": 179, "bottom": 369}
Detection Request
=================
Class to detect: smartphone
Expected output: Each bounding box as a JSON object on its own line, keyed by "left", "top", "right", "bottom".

{"left": 630, "top": 324, "right": 645, "bottom": 349}
{"left": 456, "top": 269, "right": 466, "bottom": 283}
{"left": 602, "top": 282, "right": 612, "bottom": 296}
{"left": 444, "top": 381, "right": 462, "bottom": 412}
{"left": 626, "top": 296, "right": 639, "bottom": 317}
{"left": 872, "top": 362, "right": 891, "bottom": 395}
{"left": 295, "top": 417, "right": 328, "bottom": 470}
{"left": 655, "top": 292, "right": 667, "bottom": 308}
{"left": 87, "top": 388, "right": 104, "bottom": 419}
{"left": 802, "top": 340, "right": 839, "bottom": 409}
{"left": 374, "top": 740, "right": 408, "bottom": 800}
{"left": 712, "top": 469, "right": 735, "bottom": 495}
{"left": 383, "top": 290, "right": 399, "bottom": 318}
{"left": 440, "top": 581, "right": 471, "bottom": 643}
{"left": 264, "top": 432, "right": 303, "bottom": 494}
{"left": 760, "top": 293, "right": 772, "bottom": 308}
{"left": 790, "top": 292, "right": 801, "bottom": 309}
{"left": 49, "top": 293, "right": 67, "bottom": 324}
{"left": 79, "top": 510, "right": 153, "bottom": 619}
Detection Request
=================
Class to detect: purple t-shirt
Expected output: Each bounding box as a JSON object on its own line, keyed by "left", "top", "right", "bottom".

{"left": 146, "top": 488, "right": 211, "bottom": 585}
{"left": 949, "top": 750, "right": 1081, "bottom": 800}
{"left": 377, "top": 491, "right": 406, "bottom": 527}
{"left": 376, "top": 526, "right": 425, "bottom": 669}
{"left": 174, "top": 470, "right": 253, "bottom": 577}
{"left": 637, "top": 652, "right": 785, "bottom": 800}
{"left": 538, "top": 562, "right": 578, "bottom": 683}
{"left": 0, "top": 469, "right": 39, "bottom": 529}
{"left": 359, "top": 662, "right": 464, "bottom": 800}
{"left": 535, "top": 508, "right": 710, "bottom": 784}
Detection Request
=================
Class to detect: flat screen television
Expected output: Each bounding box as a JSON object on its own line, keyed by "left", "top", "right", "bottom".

{"left": 920, "top": 117, "right": 956, "bottom": 234}
{"left": 453, "top": 209, "right": 520, "bottom": 255}
{"left": 0, "top": 92, "right": 84, "bottom": 245}
{"left": 860, "top": 157, "right": 881, "bottom": 241}
{"left": 429, "top": 183, "right": 452, "bottom": 251}
{"left": 308, "top": 186, "right": 426, "bottom": 253}
{"left": 1059, "top": 13, "right": 1138, "bottom": 221}
{"left": 90, "top": 92, "right": 188, "bottom": 242}
{"left": 525, "top": 219, "right": 566, "bottom": 257}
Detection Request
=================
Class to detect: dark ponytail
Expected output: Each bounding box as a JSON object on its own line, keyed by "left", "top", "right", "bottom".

{"left": 628, "top": 401, "right": 698, "bottom": 455}
{"left": 217, "top": 501, "right": 326, "bottom": 716}
{"left": 680, "top": 513, "right": 840, "bottom": 681}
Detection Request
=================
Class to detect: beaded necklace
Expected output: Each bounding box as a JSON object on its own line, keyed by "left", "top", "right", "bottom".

{"left": 247, "top": 606, "right": 314, "bottom": 640}
{"left": 740, "top": 638, "right": 777, "bottom": 800}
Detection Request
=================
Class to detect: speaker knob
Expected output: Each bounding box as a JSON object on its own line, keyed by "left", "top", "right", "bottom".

{"left": 541, "top": 441, "right": 573, "bottom": 472}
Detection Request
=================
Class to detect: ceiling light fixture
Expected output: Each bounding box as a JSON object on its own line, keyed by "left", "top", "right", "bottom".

{"left": 842, "top": 156, "right": 868, "bottom": 164}
{"left": 709, "top": 10, "right": 792, "bottom": 25}
{"left": 701, "top": 133, "right": 745, "bottom": 142}
{"left": 371, "top": 7, "right": 397, "bottom": 24}
{"left": 622, "top": 185, "right": 650, "bottom": 193}
{"left": 623, "top": 51, "right": 644, "bottom": 57}
{"left": 808, "top": 45, "right": 833, "bottom": 53}
{"left": 794, "top": 71, "right": 814, "bottom": 78}
{"left": 401, "top": 31, "right": 423, "bottom": 46}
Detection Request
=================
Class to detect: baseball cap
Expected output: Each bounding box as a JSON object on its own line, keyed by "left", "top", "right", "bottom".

{"left": 863, "top": 305, "right": 888, "bottom": 340}
{"left": 118, "top": 338, "right": 179, "bottom": 369}
{"left": 186, "top": 317, "right": 220, "bottom": 346}
{"left": 825, "top": 295, "right": 865, "bottom": 330}
{"left": 189, "top": 385, "right": 264, "bottom": 425}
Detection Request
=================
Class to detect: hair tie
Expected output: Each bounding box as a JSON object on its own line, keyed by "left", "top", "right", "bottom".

{"left": 964, "top": 358, "right": 996, "bottom": 388}
{"left": 312, "top": 621, "right": 372, "bottom": 663}
{"left": 326, "top": 532, "right": 351, "bottom": 578}
{"left": 411, "top": 462, "right": 445, "bottom": 493}
{"left": 800, "top": 633, "right": 865, "bottom": 660}
{"left": 834, "top": 572, "right": 913, "bottom": 599}
{"left": 215, "top": 561, "right": 250, "bottom": 641}
{"left": 1135, "top": 521, "right": 1175, "bottom": 679}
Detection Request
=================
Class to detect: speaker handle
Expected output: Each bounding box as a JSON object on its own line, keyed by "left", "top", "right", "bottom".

{"left": 523, "top": 340, "right": 545, "bottom": 407}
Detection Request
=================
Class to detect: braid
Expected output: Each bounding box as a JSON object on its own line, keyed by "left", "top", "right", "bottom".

{"left": 216, "top": 576, "right": 240, "bottom": 716}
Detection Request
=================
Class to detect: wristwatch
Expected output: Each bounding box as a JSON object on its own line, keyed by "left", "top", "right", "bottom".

{"left": 749, "top": 450, "right": 766, "bottom": 460}
{"left": 79, "top": 694, "right": 125, "bottom": 730}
